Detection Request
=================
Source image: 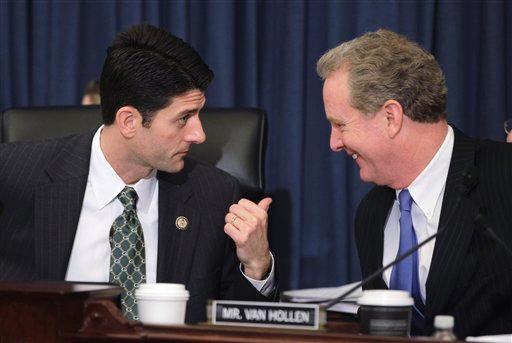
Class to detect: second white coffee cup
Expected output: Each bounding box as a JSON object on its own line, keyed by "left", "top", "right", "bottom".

{"left": 357, "top": 289, "right": 414, "bottom": 336}
{"left": 135, "top": 283, "right": 190, "bottom": 325}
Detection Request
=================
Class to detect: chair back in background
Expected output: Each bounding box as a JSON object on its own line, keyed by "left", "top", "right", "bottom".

{"left": 0, "top": 106, "right": 265, "bottom": 198}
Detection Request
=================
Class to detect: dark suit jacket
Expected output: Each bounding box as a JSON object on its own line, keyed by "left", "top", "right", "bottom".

{"left": 355, "top": 127, "right": 512, "bottom": 338}
{"left": 0, "top": 132, "right": 275, "bottom": 323}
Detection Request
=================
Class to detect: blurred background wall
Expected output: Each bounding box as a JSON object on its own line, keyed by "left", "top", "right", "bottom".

{"left": 1, "top": 0, "right": 511, "bottom": 290}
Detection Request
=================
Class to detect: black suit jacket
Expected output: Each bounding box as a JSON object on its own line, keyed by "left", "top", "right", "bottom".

{"left": 0, "top": 132, "right": 275, "bottom": 323}
{"left": 355, "top": 127, "right": 512, "bottom": 338}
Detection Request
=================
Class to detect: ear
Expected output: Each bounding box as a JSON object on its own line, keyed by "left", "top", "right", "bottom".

{"left": 114, "top": 106, "right": 141, "bottom": 138}
{"left": 382, "top": 100, "right": 404, "bottom": 138}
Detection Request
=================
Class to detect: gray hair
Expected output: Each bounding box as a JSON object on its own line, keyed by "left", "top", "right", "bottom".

{"left": 317, "top": 29, "right": 447, "bottom": 123}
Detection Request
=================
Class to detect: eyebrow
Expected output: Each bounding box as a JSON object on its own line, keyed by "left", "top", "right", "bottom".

{"left": 326, "top": 115, "right": 345, "bottom": 125}
{"left": 177, "top": 108, "right": 200, "bottom": 117}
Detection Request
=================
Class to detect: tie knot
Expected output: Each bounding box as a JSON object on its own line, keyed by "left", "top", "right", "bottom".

{"left": 398, "top": 189, "right": 413, "bottom": 212}
{"left": 117, "top": 186, "right": 138, "bottom": 211}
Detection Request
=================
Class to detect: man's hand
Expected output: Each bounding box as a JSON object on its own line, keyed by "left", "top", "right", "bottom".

{"left": 224, "top": 197, "right": 272, "bottom": 280}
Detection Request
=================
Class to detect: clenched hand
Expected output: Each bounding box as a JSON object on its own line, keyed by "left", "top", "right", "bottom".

{"left": 224, "top": 197, "right": 272, "bottom": 280}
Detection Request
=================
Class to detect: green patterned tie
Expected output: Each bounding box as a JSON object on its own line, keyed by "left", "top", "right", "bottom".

{"left": 109, "top": 186, "right": 146, "bottom": 320}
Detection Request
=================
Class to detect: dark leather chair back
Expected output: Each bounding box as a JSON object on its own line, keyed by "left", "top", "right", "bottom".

{"left": 1, "top": 106, "right": 265, "bottom": 197}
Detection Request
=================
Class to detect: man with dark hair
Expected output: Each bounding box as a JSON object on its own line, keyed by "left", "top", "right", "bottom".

{"left": 0, "top": 23, "right": 275, "bottom": 323}
{"left": 316, "top": 29, "right": 512, "bottom": 338}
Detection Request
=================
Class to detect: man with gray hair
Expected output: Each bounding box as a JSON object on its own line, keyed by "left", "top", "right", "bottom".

{"left": 317, "top": 29, "right": 512, "bottom": 337}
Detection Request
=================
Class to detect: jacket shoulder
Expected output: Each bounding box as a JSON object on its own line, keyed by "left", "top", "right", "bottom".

{"left": 0, "top": 134, "right": 93, "bottom": 186}
{"left": 478, "top": 139, "right": 512, "bottom": 170}
{"left": 0, "top": 138, "right": 62, "bottom": 181}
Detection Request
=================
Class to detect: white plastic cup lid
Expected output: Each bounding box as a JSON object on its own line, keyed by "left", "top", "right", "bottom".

{"left": 434, "top": 315, "right": 454, "bottom": 329}
{"left": 357, "top": 290, "right": 414, "bottom": 307}
{"left": 135, "top": 283, "right": 189, "bottom": 299}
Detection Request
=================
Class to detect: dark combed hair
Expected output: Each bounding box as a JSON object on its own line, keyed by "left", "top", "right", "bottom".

{"left": 100, "top": 23, "right": 214, "bottom": 126}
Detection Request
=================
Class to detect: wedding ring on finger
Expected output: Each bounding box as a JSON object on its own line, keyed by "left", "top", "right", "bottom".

{"left": 231, "top": 215, "right": 238, "bottom": 225}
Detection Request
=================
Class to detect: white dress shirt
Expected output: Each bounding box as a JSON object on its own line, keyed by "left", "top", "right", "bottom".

{"left": 66, "top": 127, "right": 274, "bottom": 295}
{"left": 383, "top": 126, "right": 454, "bottom": 303}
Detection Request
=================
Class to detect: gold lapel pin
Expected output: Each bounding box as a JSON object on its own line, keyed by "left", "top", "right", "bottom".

{"left": 175, "top": 216, "right": 189, "bottom": 230}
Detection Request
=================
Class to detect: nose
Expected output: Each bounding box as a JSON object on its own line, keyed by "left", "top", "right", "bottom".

{"left": 186, "top": 116, "right": 206, "bottom": 144}
{"left": 329, "top": 126, "right": 344, "bottom": 152}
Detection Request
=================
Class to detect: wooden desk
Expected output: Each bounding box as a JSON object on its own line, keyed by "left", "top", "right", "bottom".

{"left": 0, "top": 282, "right": 460, "bottom": 342}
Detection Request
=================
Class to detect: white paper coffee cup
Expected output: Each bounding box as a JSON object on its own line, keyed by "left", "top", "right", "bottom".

{"left": 357, "top": 290, "right": 414, "bottom": 336}
{"left": 135, "top": 283, "right": 190, "bottom": 325}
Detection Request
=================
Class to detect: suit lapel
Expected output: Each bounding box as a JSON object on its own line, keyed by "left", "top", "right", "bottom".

{"left": 363, "top": 187, "right": 395, "bottom": 290}
{"left": 34, "top": 133, "right": 93, "bottom": 280}
{"left": 425, "top": 127, "right": 478, "bottom": 320}
{"left": 156, "top": 161, "right": 201, "bottom": 284}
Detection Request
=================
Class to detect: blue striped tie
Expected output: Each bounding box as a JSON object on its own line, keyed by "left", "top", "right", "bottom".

{"left": 390, "top": 189, "right": 425, "bottom": 334}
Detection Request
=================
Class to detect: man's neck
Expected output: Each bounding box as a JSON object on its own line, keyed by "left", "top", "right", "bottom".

{"left": 100, "top": 126, "right": 153, "bottom": 185}
{"left": 389, "top": 120, "right": 449, "bottom": 190}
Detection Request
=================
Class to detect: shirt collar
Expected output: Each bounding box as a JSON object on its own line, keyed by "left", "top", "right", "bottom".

{"left": 396, "top": 126, "right": 454, "bottom": 219}
{"left": 88, "top": 126, "right": 157, "bottom": 213}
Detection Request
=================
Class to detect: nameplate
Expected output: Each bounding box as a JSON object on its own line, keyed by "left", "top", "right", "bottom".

{"left": 210, "top": 300, "right": 325, "bottom": 330}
